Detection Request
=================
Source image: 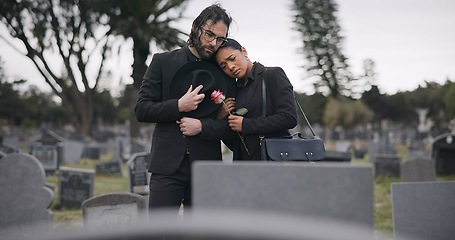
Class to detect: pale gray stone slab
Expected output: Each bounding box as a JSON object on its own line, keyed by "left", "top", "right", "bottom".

{"left": 392, "top": 181, "right": 455, "bottom": 240}
{"left": 0, "top": 153, "right": 54, "bottom": 236}
{"left": 192, "top": 161, "right": 374, "bottom": 228}
{"left": 82, "top": 192, "right": 146, "bottom": 230}
{"left": 400, "top": 158, "right": 436, "bottom": 182}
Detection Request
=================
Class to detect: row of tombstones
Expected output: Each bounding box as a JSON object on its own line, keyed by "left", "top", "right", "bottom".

{"left": 1, "top": 151, "right": 455, "bottom": 240}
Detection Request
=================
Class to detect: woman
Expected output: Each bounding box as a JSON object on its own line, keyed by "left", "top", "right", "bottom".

{"left": 216, "top": 38, "right": 297, "bottom": 160}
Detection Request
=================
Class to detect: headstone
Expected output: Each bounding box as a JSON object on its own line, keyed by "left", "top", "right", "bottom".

{"left": 31, "top": 130, "right": 64, "bottom": 174}
{"left": 400, "top": 158, "right": 436, "bottom": 182}
{"left": 335, "top": 140, "right": 351, "bottom": 152}
{"left": 127, "top": 152, "right": 150, "bottom": 195}
{"left": 0, "top": 135, "right": 20, "bottom": 154}
{"left": 58, "top": 167, "right": 95, "bottom": 209}
{"left": 63, "top": 140, "right": 85, "bottom": 163}
{"left": 0, "top": 153, "right": 54, "bottom": 236}
{"left": 31, "top": 144, "right": 60, "bottom": 174}
{"left": 323, "top": 150, "right": 351, "bottom": 162}
{"left": 192, "top": 162, "right": 374, "bottom": 229}
{"left": 82, "top": 145, "right": 101, "bottom": 160}
{"left": 82, "top": 192, "right": 146, "bottom": 230}
{"left": 432, "top": 133, "right": 455, "bottom": 175}
{"left": 391, "top": 181, "right": 455, "bottom": 240}
{"left": 95, "top": 160, "right": 122, "bottom": 176}
{"left": 373, "top": 154, "right": 401, "bottom": 178}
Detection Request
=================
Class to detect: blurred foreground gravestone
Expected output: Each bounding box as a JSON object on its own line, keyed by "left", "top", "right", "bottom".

{"left": 0, "top": 153, "right": 54, "bottom": 236}
{"left": 192, "top": 161, "right": 374, "bottom": 229}
{"left": 432, "top": 133, "right": 455, "bottom": 175}
{"left": 82, "top": 192, "right": 146, "bottom": 230}
{"left": 58, "top": 167, "right": 94, "bottom": 209}
{"left": 22, "top": 209, "right": 377, "bottom": 240}
{"left": 391, "top": 181, "right": 455, "bottom": 240}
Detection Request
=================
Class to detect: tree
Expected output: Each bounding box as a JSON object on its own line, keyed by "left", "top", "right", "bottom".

{"left": 86, "top": 0, "right": 187, "bottom": 137}
{"left": 292, "top": 0, "right": 352, "bottom": 98}
{"left": 444, "top": 82, "right": 455, "bottom": 120}
{"left": 0, "top": 0, "right": 118, "bottom": 136}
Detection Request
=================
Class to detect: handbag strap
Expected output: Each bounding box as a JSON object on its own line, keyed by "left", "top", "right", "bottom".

{"left": 261, "top": 69, "right": 317, "bottom": 137}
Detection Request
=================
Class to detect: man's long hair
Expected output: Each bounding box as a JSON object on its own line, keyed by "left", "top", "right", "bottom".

{"left": 188, "top": 3, "right": 232, "bottom": 46}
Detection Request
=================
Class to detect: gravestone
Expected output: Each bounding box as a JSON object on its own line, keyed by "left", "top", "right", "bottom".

{"left": 373, "top": 154, "right": 401, "bottom": 178}
{"left": 31, "top": 144, "right": 60, "bottom": 174}
{"left": 58, "top": 167, "right": 95, "bottom": 209}
{"left": 127, "top": 152, "right": 150, "bottom": 195}
{"left": 95, "top": 160, "right": 122, "bottom": 176}
{"left": 82, "top": 192, "right": 146, "bottom": 230}
{"left": 82, "top": 145, "right": 101, "bottom": 160}
{"left": 31, "top": 130, "right": 64, "bottom": 174}
{"left": 0, "top": 135, "right": 20, "bottom": 154}
{"left": 400, "top": 158, "right": 436, "bottom": 182}
{"left": 192, "top": 161, "right": 374, "bottom": 229}
{"left": 323, "top": 150, "right": 351, "bottom": 162}
{"left": 391, "top": 181, "right": 455, "bottom": 240}
{"left": 0, "top": 153, "right": 54, "bottom": 236}
{"left": 63, "top": 140, "right": 85, "bottom": 163}
{"left": 432, "top": 133, "right": 455, "bottom": 175}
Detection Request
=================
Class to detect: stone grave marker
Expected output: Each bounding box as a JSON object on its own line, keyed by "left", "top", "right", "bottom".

{"left": 432, "top": 133, "right": 455, "bottom": 175}
{"left": 81, "top": 192, "right": 146, "bottom": 230}
{"left": 192, "top": 161, "right": 374, "bottom": 229}
{"left": 58, "top": 167, "right": 95, "bottom": 209}
{"left": 30, "top": 144, "right": 60, "bottom": 174}
{"left": 391, "top": 181, "right": 455, "bottom": 240}
{"left": 95, "top": 160, "right": 122, "bottom": 176}
{"left": 400, "top": 157, "right": 436, "bottom": 182}
{"left": 31, "top": 130, "right": 64, "bottom": 174}
{"left": 0, "top": 153, "right": 54, "bottom": 236}
{"left": 83, "top": 145, "right": 101, "bottom": 160}
{"left": 373, "top": 154, "right": 401, "bottom": 178}
{"left": 127, "top": 152, "right": 150, "bottom": 195}
{"left": 323, "top": 150, "right": 351, "bottom": 162}
{"left": 63, "top": 140, "right": 85, "bottom": 163}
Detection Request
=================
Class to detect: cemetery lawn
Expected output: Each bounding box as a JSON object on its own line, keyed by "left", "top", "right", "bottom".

{"left": 47, "top": 156, "right": 455, "bottom": 236}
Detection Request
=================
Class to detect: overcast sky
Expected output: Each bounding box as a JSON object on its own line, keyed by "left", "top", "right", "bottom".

{"left": 1, "top": 0, "right": 454, "bottom": 95}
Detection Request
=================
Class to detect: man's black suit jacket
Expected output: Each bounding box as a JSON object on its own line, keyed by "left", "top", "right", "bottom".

{"left": 135, "top": 45, "right": 235, "bottom": 175}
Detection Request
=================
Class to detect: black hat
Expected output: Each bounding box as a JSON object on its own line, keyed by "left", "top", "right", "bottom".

{"left": 169, "top": 61, "right": 228, "bottom": 118}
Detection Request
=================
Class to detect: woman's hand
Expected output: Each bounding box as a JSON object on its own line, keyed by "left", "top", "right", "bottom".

{"left": 217, "top": 97, "right": 235, "bottom": 119}
{"left": 228, "top": 115, "right": 243, "bottom": 132}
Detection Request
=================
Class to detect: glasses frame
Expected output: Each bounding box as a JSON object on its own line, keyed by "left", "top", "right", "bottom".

{"left": 201, "top": 29, "right": 227, "bottom": 46}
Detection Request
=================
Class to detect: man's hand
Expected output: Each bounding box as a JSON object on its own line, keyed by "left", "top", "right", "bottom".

{"left": 177, "top": 117, "right": 202, "bottom": 136}
{"left": 178, "top": 85, "right": 205, "bottom": 112}
{"left": 228, "top": 115, "right": 243, "bottom": 132}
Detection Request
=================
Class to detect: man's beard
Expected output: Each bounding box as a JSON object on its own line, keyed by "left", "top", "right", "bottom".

{"left": 193, "top": 38, "right": 215, "bottom": 60}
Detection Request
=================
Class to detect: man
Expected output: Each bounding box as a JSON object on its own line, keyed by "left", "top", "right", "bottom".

{"left": 135, "top": 4, "right": 233, "bottom": 211}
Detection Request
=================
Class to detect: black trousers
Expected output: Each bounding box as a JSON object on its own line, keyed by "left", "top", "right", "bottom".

{"left": 148, "top": 154, "right": 191, "bottom": 211}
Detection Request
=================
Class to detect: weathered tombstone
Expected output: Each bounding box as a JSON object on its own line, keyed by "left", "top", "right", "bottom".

{"left": 31, "top": 144, "right": 60, "bottom": 174}
{"left": 432, "top": 133, "right": 455, "bottom": 175}
{"left": 95, "top": 160, "right": 122, "bottom": 176}
{"left": 0, "top": 153, "right": 54, "bottom": 236}
{"left": 31, "top": 130, "right": 64, "bottom": 174}
{"left": 82, "top": 145, "right": 101, "bottom": 160}
{"left": 323, "top": 150, "right": 351, "bottom": 162}
{"left": 0, "top": 135, "right": 20, "bottom": 154}
{"left": 127, "top": 152, "right": 150, "bottom": 195}
{"left": 81, "top": 192, "right": 146, "bottom": 230}
{"left": 335, "top": 140, "right": 351, "bottom": 152}
{"left": 58, "top": 167, "right": 95, "bottom": 209}
{"left": 192, "top": 162, "right": 374, "bottom": 229}
{"left": 400, "top": 158, "right": 436, "bottom": 182}
{"left": 391, "top": 181, "right": 455, "bottom": 240}
{"left": 373, "top": 154, "right": 401, "bottom": 178}
{"left": 63, "top": 140, "right": 85, "bottom": 163}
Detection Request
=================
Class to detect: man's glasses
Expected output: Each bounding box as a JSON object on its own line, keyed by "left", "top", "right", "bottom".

{"left": 201, "top": 29, "right": 227, "bottom": 46}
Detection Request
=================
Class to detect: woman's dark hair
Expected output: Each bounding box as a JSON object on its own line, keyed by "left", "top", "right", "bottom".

{"left": 188, "top": 3, "right": 232, "bottom": 45}
{"left": 218, "top": 38, "right": 242, "bottom": 51}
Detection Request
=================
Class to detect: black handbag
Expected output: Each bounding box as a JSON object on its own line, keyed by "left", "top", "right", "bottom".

{"left": 259, "top": 71, "right": 326, "bottom": 162}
